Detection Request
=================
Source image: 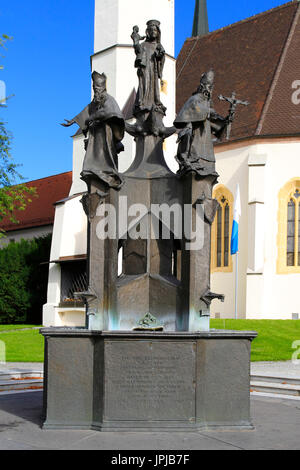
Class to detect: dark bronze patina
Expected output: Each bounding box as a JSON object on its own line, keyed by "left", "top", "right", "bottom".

{"left": 62, "top": 71, "right": 125, "bottom": 189}
{"left": 174, "top": 70, "right": 228, "bottom": 178}
{"left": 61, "top": 25, "right": 243, "bottom": 333}
{"left": 127, "top": 20, "right": 175, "bottom": 138}
{"left": 62, "top": 72, "right": 125, "bottom": 330}
{"left": 218, "top": 92, "right": 249, "bottom": 140}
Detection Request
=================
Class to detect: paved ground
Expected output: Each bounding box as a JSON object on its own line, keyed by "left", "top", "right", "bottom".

{"left": 0, "top": 391, "right": 299, "bottom": 450}
{"left": 0, "top": 363, "right": 43, "bottom": 373}
{"left": 251, "top": 361, "right": 300, "bottom": 378}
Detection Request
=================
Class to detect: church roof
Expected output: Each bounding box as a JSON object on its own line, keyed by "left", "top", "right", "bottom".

{"left": 0, "top": 172, "right": 72, "bottom": 233}
{"left": 177, "top": 0, "right": 300, "bottom": 142}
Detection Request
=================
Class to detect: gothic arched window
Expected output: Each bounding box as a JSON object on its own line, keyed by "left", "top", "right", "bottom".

{"left": 278, "top": 180, "right": 300, "bottom": 273}
{"left": 211, "top": 185, "right": 234, "bottom": 273}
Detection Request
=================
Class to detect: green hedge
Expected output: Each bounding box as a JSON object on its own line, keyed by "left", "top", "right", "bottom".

{"left": 0, "top": 235, "right": 51, "bottom": 324}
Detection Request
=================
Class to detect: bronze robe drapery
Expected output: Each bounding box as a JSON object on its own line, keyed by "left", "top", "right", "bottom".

{"left": 73, "top": 93, "right": 125, "bottom": 189}
{"left": 134, "top": 41, "right": 165, "bottom": 114}
{"left": 174, "top": 93, "right": 226, "bottom": 177}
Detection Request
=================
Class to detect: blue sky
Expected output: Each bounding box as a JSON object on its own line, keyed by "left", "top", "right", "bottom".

{"left": 0, "top": 0, "right": 287, "bottom": 182}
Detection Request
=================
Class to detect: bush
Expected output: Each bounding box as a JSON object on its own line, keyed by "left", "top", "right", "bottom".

{"left": 0, "top": 234, "right": 51, "bottom": 324}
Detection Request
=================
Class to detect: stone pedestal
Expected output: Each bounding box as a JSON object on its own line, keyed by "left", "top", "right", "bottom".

{"left": 41, "top": 328, "right": 257, "bottom": 431}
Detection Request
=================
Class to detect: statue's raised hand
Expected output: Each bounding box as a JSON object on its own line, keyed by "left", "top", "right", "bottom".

{"left": 61, "top": 119, "right": 76, "bottom": 127}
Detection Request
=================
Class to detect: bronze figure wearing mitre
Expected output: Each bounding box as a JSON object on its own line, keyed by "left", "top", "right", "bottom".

{"left": 174, "top": 70, "right": 228, "bottom": 178}
{"left": 62, "top": 71, "right": 125, "bottom": 189}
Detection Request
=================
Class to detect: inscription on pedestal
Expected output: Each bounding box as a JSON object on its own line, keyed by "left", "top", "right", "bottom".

{"left": 104, "top": 340, "right": 196, "bottom": 422}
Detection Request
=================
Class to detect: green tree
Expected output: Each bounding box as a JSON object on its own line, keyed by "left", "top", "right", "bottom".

{"left": 0, "top": 34, "right": 36, "bottom": 235}
{"left": 0, "top": 235, "right": 52, "bottom": 324}
{"left": 0, "top": 34, "right": 11, "bottom": 71}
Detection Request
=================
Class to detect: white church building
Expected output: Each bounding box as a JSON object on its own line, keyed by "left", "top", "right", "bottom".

{"left": 43, "top": 0, "right": 300, "bottom": 327}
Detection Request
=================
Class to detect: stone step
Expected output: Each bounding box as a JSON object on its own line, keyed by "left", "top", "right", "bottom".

{"left": 0, "top": 371, "right": 43, "bottom": 381}
{"left": 251, "top": 375, "right": 300, "bottom": 386}
{"left": 251, "top": 391, "right": 300, "bottom": 401}
{"left": 251, "top": 380, "right": 300, "bottom": 397}
{"left": 0, "top": 378, "right": 43, "bottom": 392}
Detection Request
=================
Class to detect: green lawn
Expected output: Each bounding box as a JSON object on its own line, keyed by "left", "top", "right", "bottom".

{"left": 0, "top": 320, "right": 299, "bottom": 362}
{"left": 211, "top": 319, "right": 300, "bottom": 362}
{"left": 0, "top": 329, "right": 44, "bottom": 362}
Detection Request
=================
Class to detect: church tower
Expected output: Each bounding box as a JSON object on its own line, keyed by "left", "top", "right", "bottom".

{"left": 192, "top": 0, "right": 209, "bottom": 37}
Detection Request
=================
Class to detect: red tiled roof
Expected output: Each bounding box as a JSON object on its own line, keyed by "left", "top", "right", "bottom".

{"left": 176, "top": 1, "right": 300, "bottom": 142}
{"left": 0, "top": 172, "right": 72, "bottom": 232}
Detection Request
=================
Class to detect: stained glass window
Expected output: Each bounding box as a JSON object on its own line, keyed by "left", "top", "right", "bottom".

{"left": 287, "top": 199, "right": 295, "bottom": 266}
{"left": 286, "top": 195, "right": 300, "bottom": 268}
{"left": 215, "top": 194, "right": 232, "bottom": 269}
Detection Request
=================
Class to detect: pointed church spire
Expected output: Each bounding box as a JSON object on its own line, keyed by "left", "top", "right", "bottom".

{"left": 192, "top": 0, "right": 209, "bottom": 37}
